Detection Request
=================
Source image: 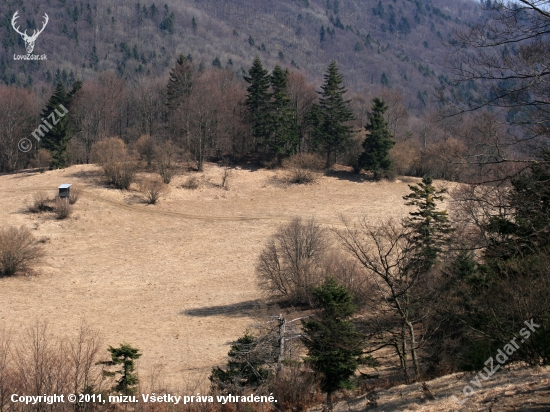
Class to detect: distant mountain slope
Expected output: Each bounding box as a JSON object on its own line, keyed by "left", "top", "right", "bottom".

{"left": 0, "top": 0, "right": 483, "bottom": 111}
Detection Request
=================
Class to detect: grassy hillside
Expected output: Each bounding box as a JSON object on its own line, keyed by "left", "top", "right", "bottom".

{"left": 0, "top": 163, "right": 420, "bottom": 386}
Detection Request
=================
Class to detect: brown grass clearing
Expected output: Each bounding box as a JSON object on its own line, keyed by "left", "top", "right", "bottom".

{"left": 0, "top": 163, "right": 428, "bottom": 389}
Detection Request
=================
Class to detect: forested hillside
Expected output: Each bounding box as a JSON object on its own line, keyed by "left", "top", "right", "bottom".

{"left": 1, "top": 0, "right": 481, "bottom": 111}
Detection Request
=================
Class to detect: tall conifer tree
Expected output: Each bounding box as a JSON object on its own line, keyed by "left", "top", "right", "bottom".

{"left": 166, "top": 54, "right": 193, "bottom": 110}
{"left": 403, "top": 177, "right": 453, "bottom": 272}
{"left": 301, "top": 277, "right": 373, "bottom": 410}
{"left": 267, "top": 65, "right": 298, "bottom": 156}
{"left": 309, "top": 62, "right": 354, "bottom": 167}
{"left": 358, "top": 98, "right": 395, "bottom": 179}
{"left": 40, "top": 80, "right": 81, "bottom": 169}
{"left": 244, "top": 56, "right": 271, "bottom": 152}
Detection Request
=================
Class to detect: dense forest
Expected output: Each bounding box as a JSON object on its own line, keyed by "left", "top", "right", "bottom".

{"left": 0, "top": 0, "right": 481, "bottom": 108}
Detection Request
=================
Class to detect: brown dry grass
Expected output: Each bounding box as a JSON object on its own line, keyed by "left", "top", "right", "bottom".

{"left": 0, "top": 164, "right": 422, "bottom": 389}
{"left": 323, "top": 364, "right": 550, "bottom": 411}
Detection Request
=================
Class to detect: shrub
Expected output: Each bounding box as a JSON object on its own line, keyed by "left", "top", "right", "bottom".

{"left": 181, "top": 176, "right": 200, "bottom": 190}
{"left": 321, "top": 250, "right": 371, "bottom": 308}
{"left": 389, "top": 140, "right": 420, "bottom": 177}
{"left": 27, "top": 192, "right": 53, "bottom": 213}
{"left": 342, "top": 136, "right": 364, "bottom": 174}
{"left": 3, "top": 322, "right": 103, "bottom": 406}
{"left": 154, "top": 140, "right": 180, "bottom": 184}
{"left": 0, "top": 226, "right": 44, "bottom": 276}
{"left": 135, "top": 134, "right": 155, "bottom": 167}
{"left": 256, "top": 217, "right": 328, "bottom": 305}
{"left": 54, "top": 198, "right": 72, "bottom": 220}
{"left": 68, "top": 186, "right": 80, "bottom": 205}
{"left": 220, "top": 166, "right": 232, "bottom": 190}
{"left": 91, "top": 137, "right": 137, "bottom": 190}
{"left": 139, "top": 177, "right": 170, "bottom": 205}
{"left": 269, "top": 364, "right": 322, "bottom": 412}
{"left": 282, "top": 153, "right": 325, "bottom": 184}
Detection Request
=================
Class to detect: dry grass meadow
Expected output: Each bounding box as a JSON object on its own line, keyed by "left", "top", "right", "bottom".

{"left": 0, "top": 163, "right": 420, "bottom": 389}
{"left": 2, "top": 163, "right": 550, "bottom": 411}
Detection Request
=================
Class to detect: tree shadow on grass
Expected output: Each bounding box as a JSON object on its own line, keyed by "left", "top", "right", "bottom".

{"left": 182, "top": 299, "right": 281, "bottom": 318}
{"left": 66, "top": 168, "right": 104, "bottom": 183}
{"left": 324, "top": 169, "right": 373, "bottom": 183}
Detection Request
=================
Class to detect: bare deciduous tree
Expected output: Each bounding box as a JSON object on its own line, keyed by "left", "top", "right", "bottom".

{"left": 257, "top": 217, "right": 328, "bottom": 305}
{"left": 71, "top": 73, "right": 126, "bottom": 163}
{"left": 0, "top": 86, "right": 38, "bottom": 172}
{"left": 336, "top": 218, "right": 441, "bottom": 382}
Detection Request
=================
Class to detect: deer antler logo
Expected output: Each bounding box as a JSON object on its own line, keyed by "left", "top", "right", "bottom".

{"left": 11, "top": 11, "right": 49, "bottom": 55}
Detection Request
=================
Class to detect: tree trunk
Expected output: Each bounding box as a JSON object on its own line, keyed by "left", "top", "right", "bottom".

{"left": 402, "top": 324, "right": 409, "bottom": 383}
{"left": 326, "top": 391, "right": 333, "bottom": 411}
{"left": 407, "top": 320, "right": 420, "bottom": 381}
{"left": 325, "top": 149, "right": 332, "bottom": 169}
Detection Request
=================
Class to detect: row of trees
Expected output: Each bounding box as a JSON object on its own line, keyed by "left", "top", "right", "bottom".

{"left": 244, "top": 57, "right": 395, "bottom": 175}
{"left": 1, "top": 55, "right": 483, "bottom": 182}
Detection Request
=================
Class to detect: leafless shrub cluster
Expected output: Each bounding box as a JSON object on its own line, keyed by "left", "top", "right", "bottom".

{"left": 342, "top": 136, "right": 364, "bottom": 174}
{"left": 220, "top": 166, "right": 232, "bottom": 190}
{"left": 68, "top": 186, "right": 80, "bottom": 205}
{"left": 321, "top": 250, "right": 371, "bottom": 308}
{"left": 154, "top": 140, "right": 180, "bottom": 184}
{"left": 26, "top": 191, "right": 77, "bottom": 219}
{"left": 389, "top": 140, "right": 420, "bottom": 177}
{"left": 140, "top": 176, "right": 170, "bottom": 205}
{"left": 257, "top": 218, "right": 374, "bottom": 307}
{"left": 54, "top": 198, "right": 72, "bottom": 220}
{"left": 0, "top": 226, "right": 44, "bottom": 277}
{"left": 0, "top": 322, "right": 103, "bottom": 412}
{"left": 135, "top": 134, "right": 155, "bottom": 167}
{"left": 282, "top": 153, "right": 325, "bottom": 184}
{"left": 91, "top": 137, "right": 137, "bottom": 190}
{"left": 181, "top": 175, "right": 200, "bottom": 190}
{"left": 26, "top": 191, "right": 53, "bottom": 213}
{"left": 269, "top": 364, "right": 322, "bottom": 412}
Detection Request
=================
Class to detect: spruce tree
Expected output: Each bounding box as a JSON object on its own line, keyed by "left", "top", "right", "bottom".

{"left": 209, "top": 333, "right": 270, "bottom": 392}
{"left": 309, "top": 62, "right": 354, "bottom": 167}
{"left": 403, "top": 177, "right": 453, "bottom": 272}
{"left": 267, "top": 65, "right": 298, "bottom": 156}
{"left": 102, "top": 344, "right": 142, "bottom": 396}
{"left": 485, "top": 151, "right": 550, "bottom": 261}
{"left": 166, "top": 54, "right": 193, "bottom": 110}
{"left": 358, "top": 98, "right": 395, "bottom": 179}
{"left": 301, "top": 277, "right": 373, "bottom": 410}
{"left": 40, "top": 81, "right": 81, "bottom": 169}
{"left": 244, "top": 56, "right": 271, "bottom": 152}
